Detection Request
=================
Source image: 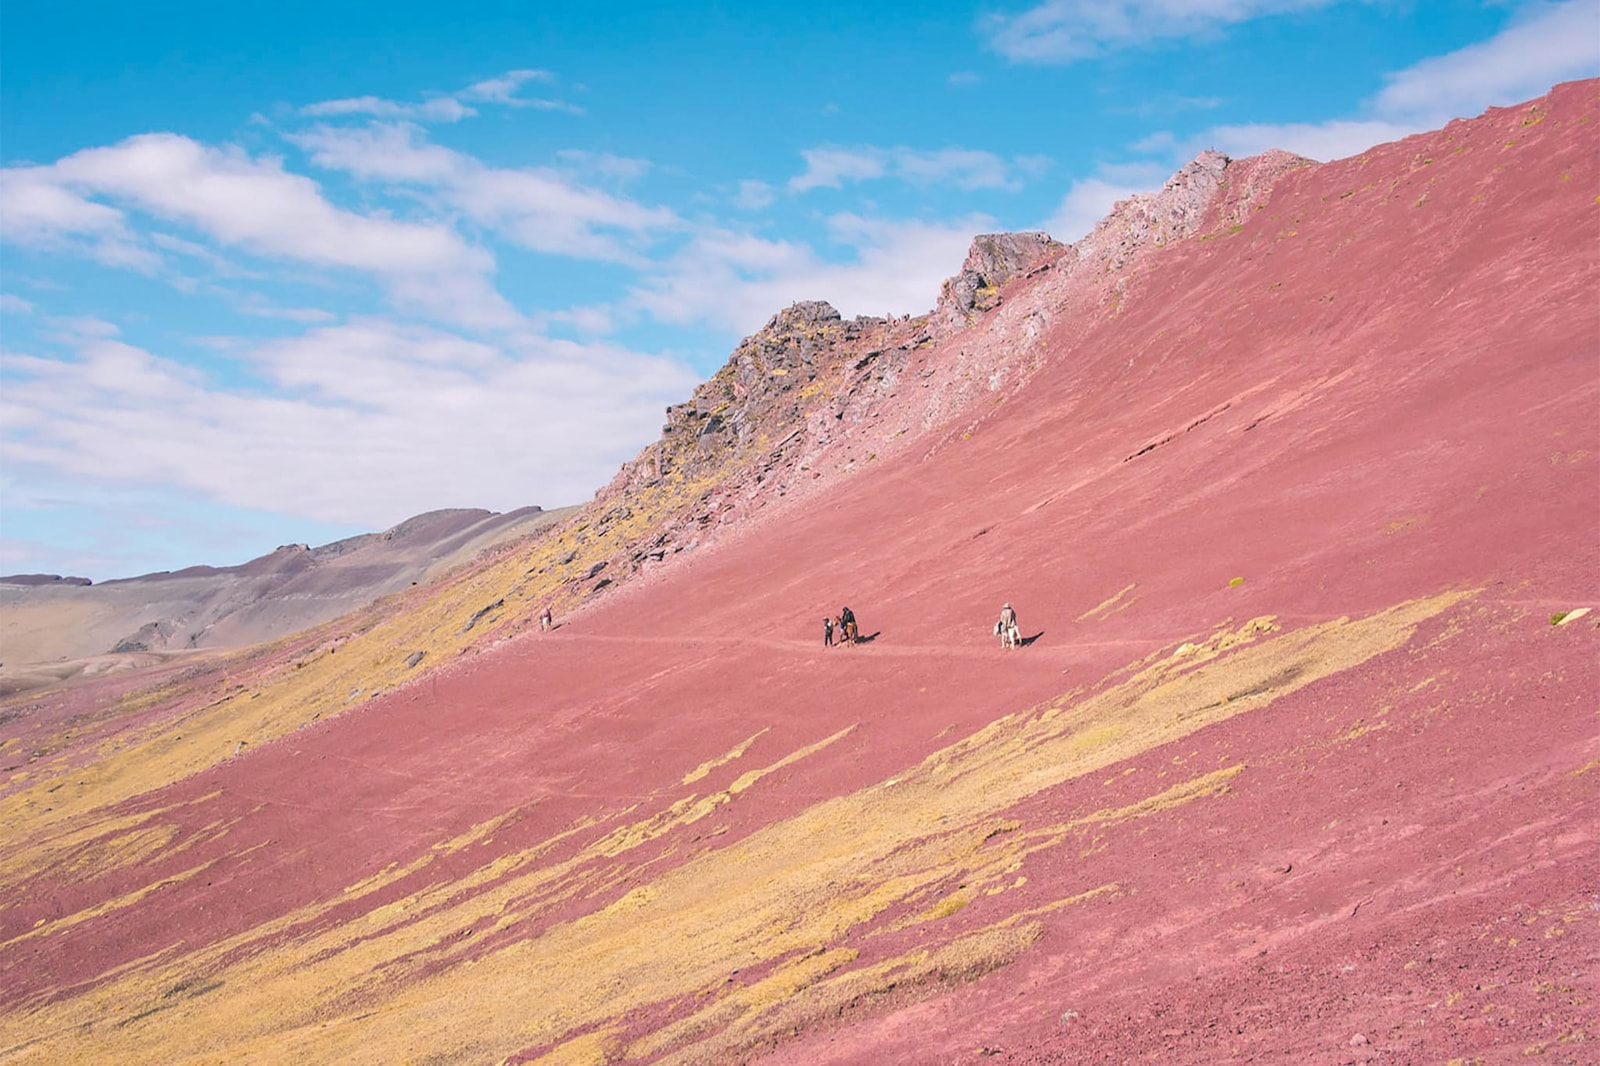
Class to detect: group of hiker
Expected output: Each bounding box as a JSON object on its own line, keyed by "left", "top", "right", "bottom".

{"left": 544, "top": 597, "right": 1021, "bottom": 650}
{"left": 822, "top": 602, "right": 1023, "bottom": 649}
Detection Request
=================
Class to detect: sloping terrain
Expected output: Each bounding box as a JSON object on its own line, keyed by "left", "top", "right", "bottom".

{"left": 0, "top": 505, "right": 573, "bottom": 696}
{"left": 0, "top": 81, "right": 1595, "bottom": 1065}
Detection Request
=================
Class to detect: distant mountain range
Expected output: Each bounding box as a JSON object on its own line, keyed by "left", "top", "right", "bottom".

{"left": 0, "top": 504, "right": 571, "bottom": 694}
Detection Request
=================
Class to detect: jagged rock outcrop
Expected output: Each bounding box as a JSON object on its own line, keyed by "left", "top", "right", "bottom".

{"left": 1071, "top": 148, "right": 1315, "bottom": 278}
{"left": 933, "top": 232, "right": 1065, "bottom": 335}
{"left": 652, "top": 301, "right": 861, "bottom": 482}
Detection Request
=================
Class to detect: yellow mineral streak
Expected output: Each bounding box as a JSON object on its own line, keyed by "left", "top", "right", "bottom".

{"left": 680, "top": 728, "right": 767, "bottom": 785}
{"left": 1077, "top": 582, "right": 1137, "bottom": 621}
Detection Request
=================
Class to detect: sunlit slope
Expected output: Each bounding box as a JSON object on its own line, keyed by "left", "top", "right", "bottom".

{"left": 1, "top": 82, "right": 1596, "bottom": 1064}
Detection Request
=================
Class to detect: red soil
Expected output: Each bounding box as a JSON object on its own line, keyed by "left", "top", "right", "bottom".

{"left": 2, "top": 82, "right": 1596, "bottom": 1064}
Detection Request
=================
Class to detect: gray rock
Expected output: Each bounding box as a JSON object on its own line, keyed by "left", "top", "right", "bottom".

{"left": 933, "top": 232, "right": 1064, "bottom": 335}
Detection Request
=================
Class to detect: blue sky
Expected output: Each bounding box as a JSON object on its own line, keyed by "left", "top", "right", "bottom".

{"left": 2, "top": 0, "right": 1596, "bottom": 579}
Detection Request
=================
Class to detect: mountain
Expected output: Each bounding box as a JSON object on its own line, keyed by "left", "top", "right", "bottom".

{"left": 0, "top": 81, "right": 1594, "bottom": 1065}
{"left": 0, "top": 504, "right": 573, "bottom": 696}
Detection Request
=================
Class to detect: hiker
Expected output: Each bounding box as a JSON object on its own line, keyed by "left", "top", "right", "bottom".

{"left": 840, "top": 606, "right": 858, "bottom": 645}
{"left": 997, "top": 603, "right": 1019, "bottom": 649}
{"left": 539, "top": 605, "right": 554, "bottom": 632}
{"left": 823, "top": 616, "right": 835, "bottom": 647}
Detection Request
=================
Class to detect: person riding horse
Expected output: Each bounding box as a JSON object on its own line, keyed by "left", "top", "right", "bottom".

{"left": 840, "top": 606, "right": 858, "bottom": 645}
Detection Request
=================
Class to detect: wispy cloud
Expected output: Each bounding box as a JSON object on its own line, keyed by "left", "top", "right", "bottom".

{"left": 1043, "top": 2, "right": 1600, "bottom": 250}
{"left": 556, "top": 149, "right": 653, "bottom": 184}
{"left": 0, "top": 319, "right": 698, "bottom": 526}
{"left": 790, "top": 145, "right": 1035, "bottom": 192}
{"left": 12, "top": 132, "right": 520, "bottom": 329}
{"left": 292, "top": 122, "right": 677, "bottom": 263}
{"left": 1040, "top": 170, "right": 1166, "bottom": 243}
{"left": 233, "top": 299, "right": 337, "bottom": 324}
{"left": 1186, "top": 1, "right": 1600, "bottom": 161}
{"left": 631, "top": 214, "right": 990, "bottom": 334}
{"left": 733, "top": 180, "right": 776, "bottom": 211}
{"left": 300, "top": 67, "right": 580, "bottom": 123}
{"left": 0, "top": 167, "right": 161, "bottom": 271}
{"left": 301, "top": 95, "right": 476, "bottom": 123}
{"left": 1372, "top": 0, "right": 1599, "bottom": 126}
{"left": 983, "top": 0, "right": 1339, "bottom": 63}
{"left": 461, "top": 69, "right": 554, "bottom": 101}
{"left": 0, "top": 294, "right": 35, "bottom": 314}
{"left": 459, "top": 68, "right": 579, "bottom": 112}
{"left": 1197, "top": 118, "right": 1413, "bottom": 161}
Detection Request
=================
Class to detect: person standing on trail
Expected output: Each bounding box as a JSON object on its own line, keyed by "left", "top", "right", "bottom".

{"left": 840, "top": 606, "right": 857, "bottom": 645}
{"left": 997, "top": 603, "right": 1019, "bottom": 648}
{"left": 539, "top": 605, "right": 554, "bottom": 632}
{"left": 823, "top": 616, "right": 835, "bottom": 647}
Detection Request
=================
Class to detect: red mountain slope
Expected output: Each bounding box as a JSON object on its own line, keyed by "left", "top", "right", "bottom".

{"left": 0, "top": 81, "right": 1595, "bottom": 1065}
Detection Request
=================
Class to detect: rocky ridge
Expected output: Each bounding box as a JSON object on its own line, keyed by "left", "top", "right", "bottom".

{"left": 560, "top": 148, "right": 1316, "bottom": 602}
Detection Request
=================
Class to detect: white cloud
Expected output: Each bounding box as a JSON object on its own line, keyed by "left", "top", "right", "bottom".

{"left": 895, "top": 148, "right": 1015, "bottom": 190}
{"left": 299, "top": 67, "right": 578, "bottom": 124}
{"left": 546, "top": 304, "right": 617, "bottom": 335}
{"left": 1130, "top": 130, "right": 1178, "bottom": 154}
{"left": 457, "top": 167, "right": 673, "bottom": 261}
{"left": 41, "top": 315, "right": 123, "bottom": 344}
{"left": 148, "top": 230, "right": 263, "bottom": 279}
{"left": 983, "top": 0, "right": 1339, "bottom": 62}
{"left": 0, "top": 166, "right": 161, "bottom": 271}
{"left": 1373, "top": 0, "right": 1600, "bottom": 126}
{"left": 0, "top": 294, "right": 35, "bottom": 314}
{"left": 1145, "top": 2, "right": 1600, "bottom": 164}
{"left": 733, "top": 180, "right": 776, "bottom": 211}
{"left": 291, "top": 121, "right": 459, "bottom": 182}
{"left": 948, "top": 71, "right": 983, "bottom": 86}
{"left": 301, "top": 95, "right": 476, "bottom": 123}
{"left": 51, "top": 135, "right": 480, "bottom": 276}
{"left": 459, "top": 68, "right": 578, "bottom": 111}
{"left": 1202, "top": 118, "right": 1414, "bottom": 161}
{"left": 0, "top": 319, "right": 699, "bottom": 526}
{"left": 233, "top": 299, "right": 337, "bottom": 324}
{"left": 461, "top": 69, "right": 554, "bottom": 102}
{"left": 556, "top": 149, "right": 653, "bottom": 184}
{"left": 11, "top": 133, "right": 519, "bottom": 330}
{"left": 293, "top": 122, "right": 677, "bottom": 263}
{"left": 632, "top": 214, "right": 990, "bottom": 334}
{"left": 1041, "top": 175, "right": 1155, "bottom": 242}
{"left": 790, "top": 147, "right": 888, "bottom": 191}
{"left": 790, "top": 145, "right": 1034, "bottom": 192}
